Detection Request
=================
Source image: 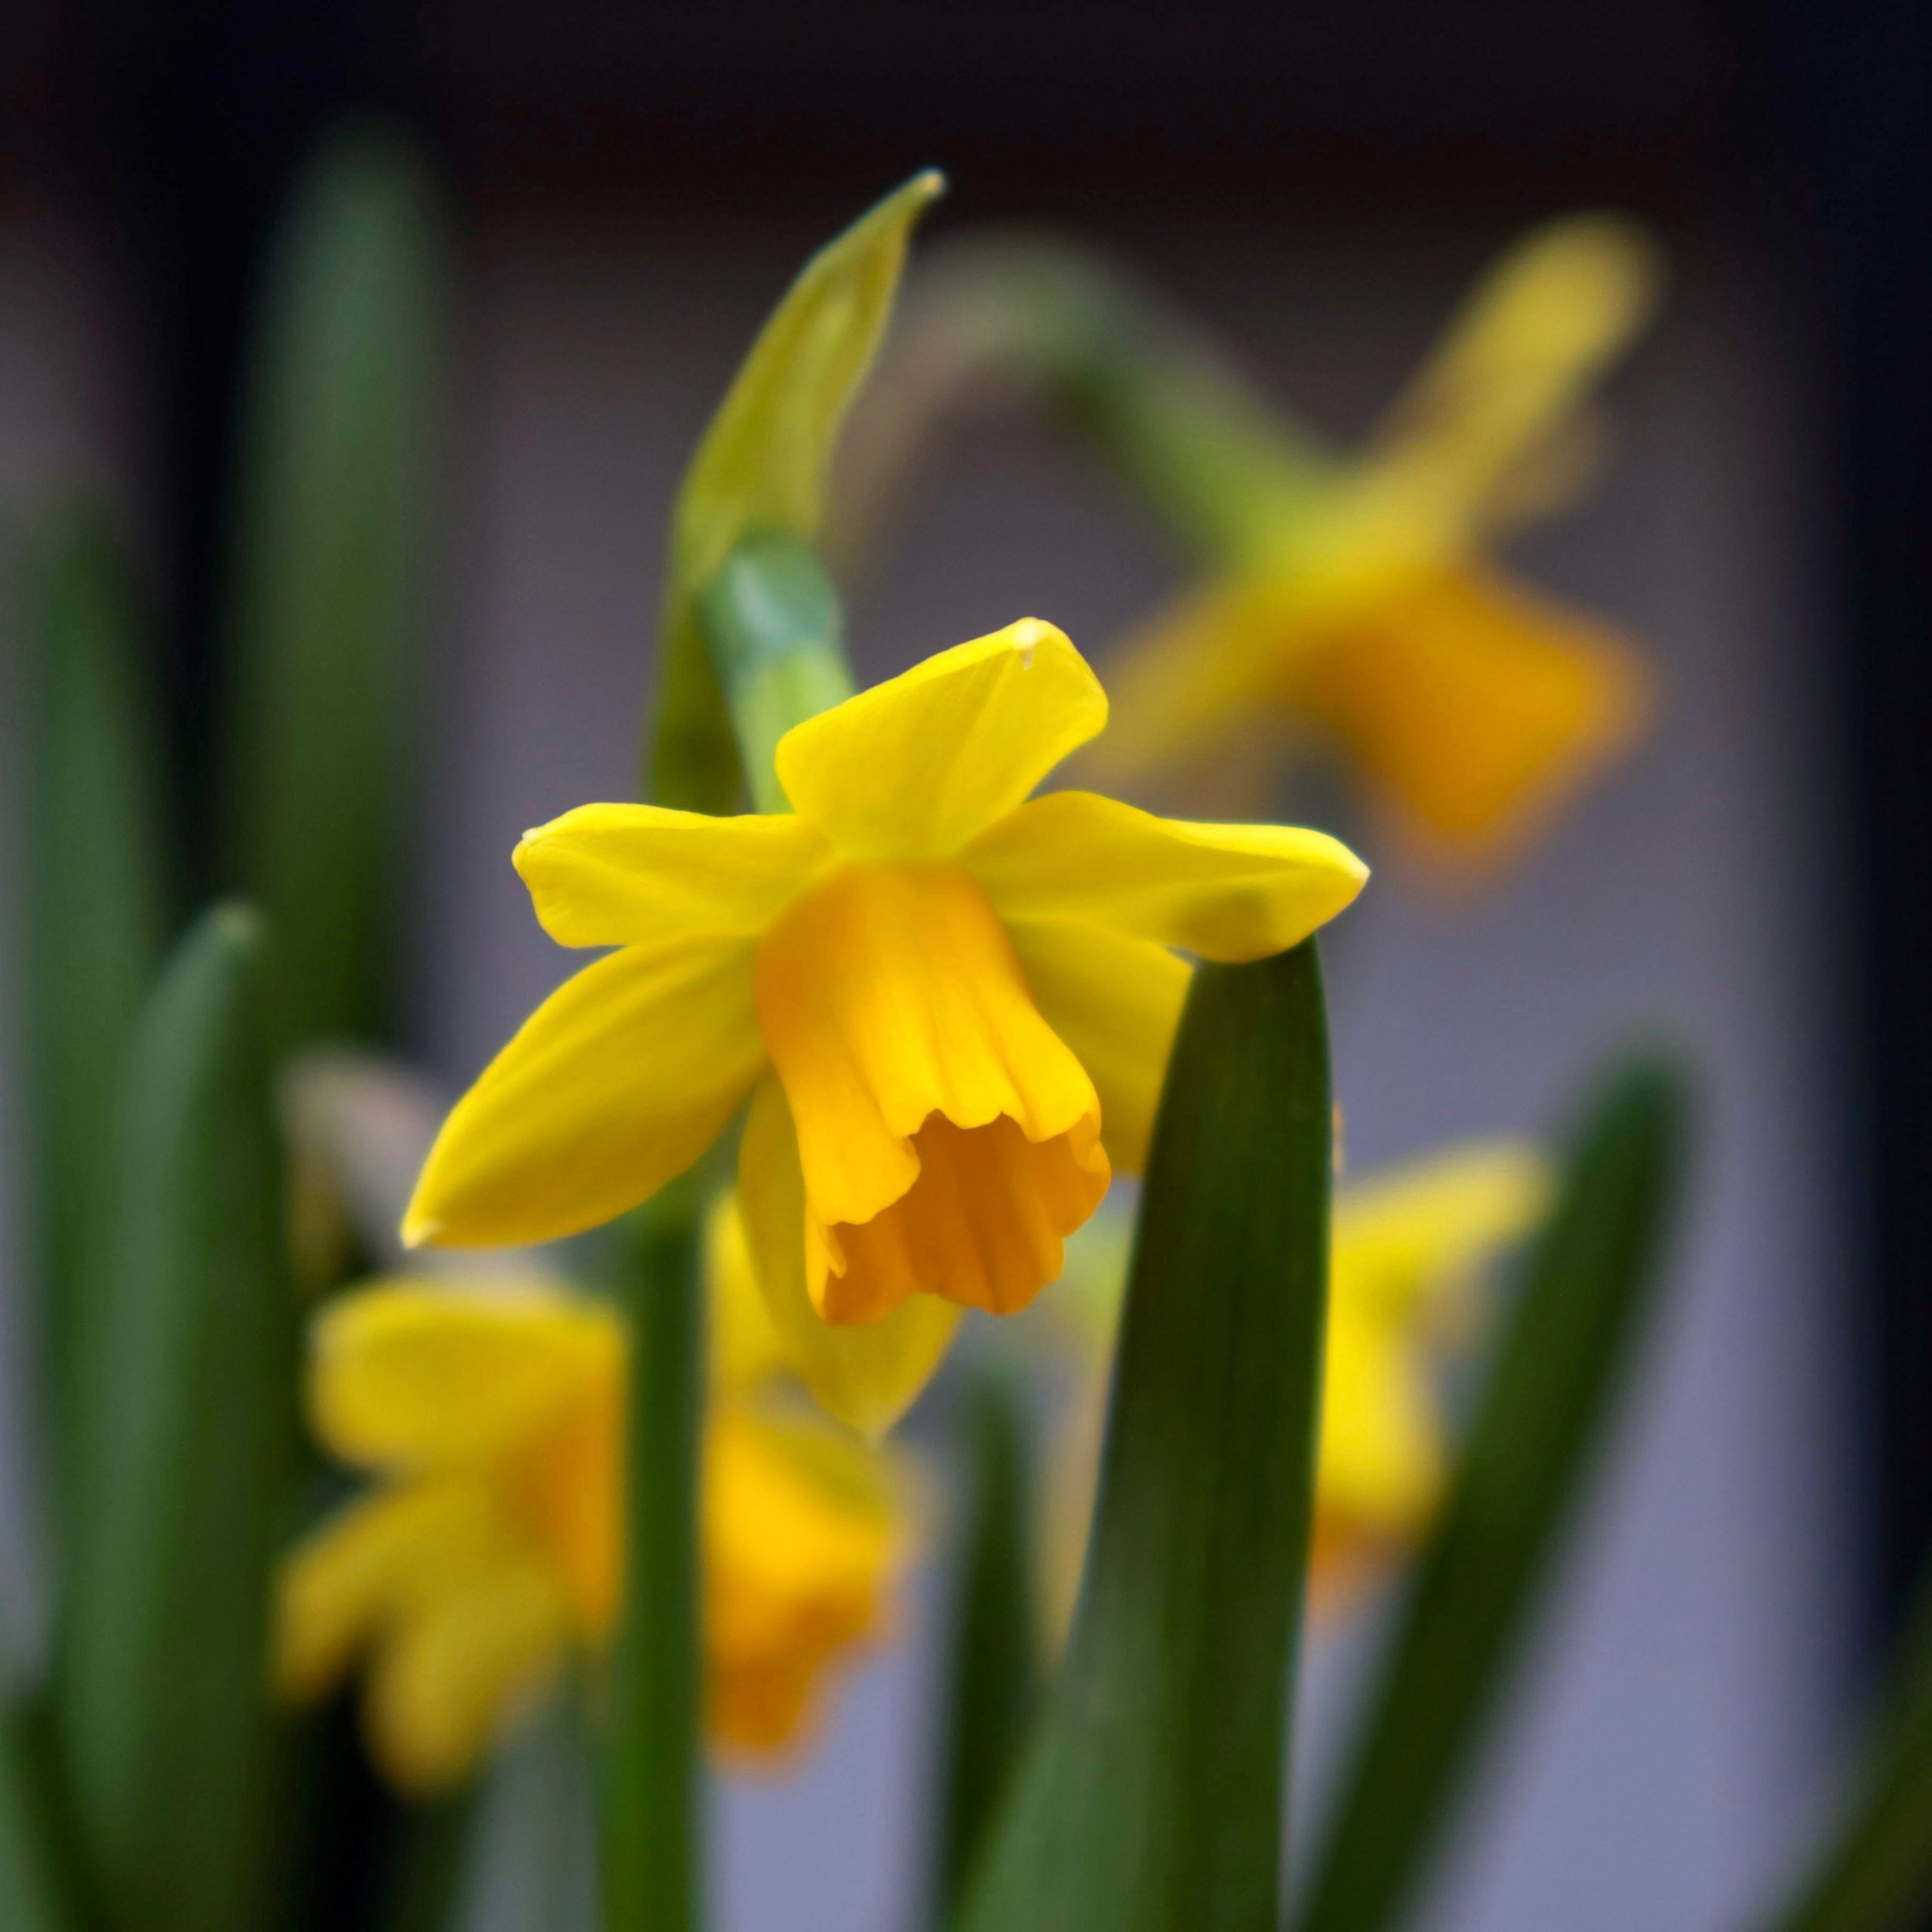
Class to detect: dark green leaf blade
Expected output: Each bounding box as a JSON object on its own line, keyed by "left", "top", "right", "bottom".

{"left": 1296, "top": 1052, "right": 1690, "bottom": 1932}
{"left": 958, "top": 942, "right": 1334, "bottom": 1932}
{"left": 223, "top": 124, "right": 446, "bottom": 1052}
{"left": 15, "top": 509, "right": 173, "bottom": 1495}
{"left": 650, "top": 171, "right": 941, "bottom": 809}
{"left": 934, "top": 1351, "right": 1041, "bottom": 1919}
{"left": 1755, "top": 1569, "right": 1932, "bottom": 1932}
{"left": 55, "top": 904, "right": 297, "bottom": 1932}
{"left": 0, "top": 1701, "right": 80, "bottom": 1932}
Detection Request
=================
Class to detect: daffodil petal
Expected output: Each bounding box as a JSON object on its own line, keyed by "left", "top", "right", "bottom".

{"left": 967, "top": 790, "right": 1367, "bottom": 963}
{"left": 736, "top": 1075, "right": 960, "bottom": 1436}
{"left": 1077, "top": 583, "right": 1288, "bottom": 789}
{"left": 706, "top": 1191, "right": 792, "bottom": 1398}
{"left": 1358, "top": 214, "right": 1660, "bottom": 552}
{"left": 514, "top": 804, "right": 827, "bottom": 949}
{"left": 307, "top": 1282, "right": 620, "bottom": 1472}
{"left": 364, "top": 1554, "right": 572, "bottom": 1794}
{"left": 1003, "top": 917, "right": 1189, "bottom": 1175}
{"left": 706, "top": 1407, "right": 898, "bottom": 1755}
{"left": 274, "top": 1479, "right": 509, "bottom": 1706}
{"left": 1317, "top": 1300, "right": 1444, "bottom": 1540}
{"left": 1291, "top": 561, "right": 1649, "bottom": 860}
{"left": 774, "top": 620, "right": 1107, "bottom": 858}
{"left": 1333, "top": 1138, "right": 1552, "bottom": 1321}
{"left": 404, "top": 937, "right": 765, "bottom": 1247}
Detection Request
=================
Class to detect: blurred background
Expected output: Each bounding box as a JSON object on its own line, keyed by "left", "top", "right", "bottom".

{"left": 3, "top": 4, "right": 1930, "bottom": 1929}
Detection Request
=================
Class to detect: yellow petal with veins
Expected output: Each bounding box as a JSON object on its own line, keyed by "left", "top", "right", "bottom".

{"left": 514, "top": 804, "right": 827, "bottom": 949}
{"left": 966, "top": 790, "right": 1367, "bottom": 962}
{"left": 754, "top": 862, "right": 1107, "bottom": 1321}
{"left": 774, "top": 620, "right": 1107, "bottom": 860}
{"left": 404, "top": 937, "right": 766, "bottom": 1248}
{"left": 308, "top": 1283, "right": 620, "bottom": 1472}
{"left": 1288, "top": 562, "right": 1649, "bottom": 860}
{"left": 737, "top": 1075, "right": 961, "bottom": 1433}
{"left": 1001, "top": 918, "right": 1189, "bottom": 1176}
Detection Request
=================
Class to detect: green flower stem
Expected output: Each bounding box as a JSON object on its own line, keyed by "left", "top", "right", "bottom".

{"left": 935, "top": 1352, "right": 1041, "bottom": 1918}
{"left": 697, "top": 533, "right": 855, "bottom": 811}
{"left": 602, "top": 1176, "right": 706, "bottom": 1932}
{"left": 847, "top": 241, "right": 1335, "bottom": 571}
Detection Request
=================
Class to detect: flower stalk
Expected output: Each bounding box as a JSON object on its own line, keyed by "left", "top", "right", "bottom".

{"left": 602, "top": 1174, "right": 706, "bottom": 1932}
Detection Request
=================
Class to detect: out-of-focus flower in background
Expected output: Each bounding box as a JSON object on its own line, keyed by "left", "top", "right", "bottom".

{"left": 403, "top": 620, "right": 1365, "bottom": 1431}
{"left": 276, "top": 1252, "right": 906, "bottom": 1789}
{"left": 1087, "top": 217, "right": 1661, "bottom": 866}
{"left": 1032, "top": 1138, "right": 1552, "bottom": 1636}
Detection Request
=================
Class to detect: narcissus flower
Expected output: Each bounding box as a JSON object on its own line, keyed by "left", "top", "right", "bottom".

{"left": 1088, "top": 217, "right": 1660, "bottom": 865}
{"left": 1038, "top": 1139, "right": 1552, "bottom": 1632}
{"left": 1312, "top": 1139, "right": 1552, "bottom": 1606}
{"left": 275, "top": 1251, "right": 904, "bottom": 1789}
{"left": 405, "top": 621, "right": 1366, "bottom": 1429}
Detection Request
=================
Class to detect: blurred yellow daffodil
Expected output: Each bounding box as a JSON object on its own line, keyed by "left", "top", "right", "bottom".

{"left": 1039, "top": 1139, "right": 1552, "bottom": 1633}
{"left": 1088, "top": 217, "right": 1660, "bottom": 866}
{"left": 276, "top": 1223, "right": 903, "bottom": 1791}
{"left": 405, "top": 620, "right": 1366, "bottom": 1432}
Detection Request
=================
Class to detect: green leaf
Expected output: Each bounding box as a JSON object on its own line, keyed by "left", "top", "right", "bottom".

{"left": 223, "top": 123, "right": 446, "bottom": 1052}
{"left": 14, "top": 509, "right": 173, "bottom": 1502}
{"left": 55, "top": 904, "right": 298, "bottom": 1932}
{"left": 0, "top": 1700, "right": 80, "bottom": 1932}
{"left": 649, "top": 171, "right": 943, "bottom": 810}
{"left": 934, "top": 1351, "right": 1041, "bottom": 1918}
{"left": 601, "top": 1178, "right": 706, "bottom": 1932}
{"left": 957, "top": 942, "right": 1333, "bottom": 1932}
{"left": 1755, "top": 1567, "right": 1932, "bottom": 1932}
{"left": 1295, "top": 1052, "right": 1690, "bottom": 1932}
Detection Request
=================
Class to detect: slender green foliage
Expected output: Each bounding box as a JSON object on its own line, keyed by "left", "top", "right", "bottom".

{"left": 223, "top": 125, "right": 445, "bottom": 1052}
{"left": 0, "top": 1702, "right": 78, "bottom": 1932}
{"left": 1760, "top": 1567, "right": 1932, "bottom": 1932}
{"left": 958, "top": 943, "right": 1333, "bottom": 1932}
{"left": 935, "top": 1352, "right": 1041, "bottom": 1917}
{"left": 55, "top": 906, "right": 297, "bottom": 1932}
{"left": 1296, "top": 1053, "right": 1689, "bottom": 1932}
{"left": 15, "top": 512, "right": 172, "bottom": 1494}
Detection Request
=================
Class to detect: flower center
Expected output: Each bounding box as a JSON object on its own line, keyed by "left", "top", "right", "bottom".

{"left": 754, "top": 859, "right": 1109, "bottom": 1322}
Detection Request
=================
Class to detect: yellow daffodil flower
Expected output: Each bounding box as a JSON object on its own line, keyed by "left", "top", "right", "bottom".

{"left": 276, "top": 1238, "right": 904, "bottom": 1791}
{"left": 1088, "top": 217, "right": 1660, "bottom": 866}
{"left": 1038, "top": 1140, "right": 1552, "bottom": 1634}
{"left": 403, "top": 621, "right": 1367, "bottom": 1431}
